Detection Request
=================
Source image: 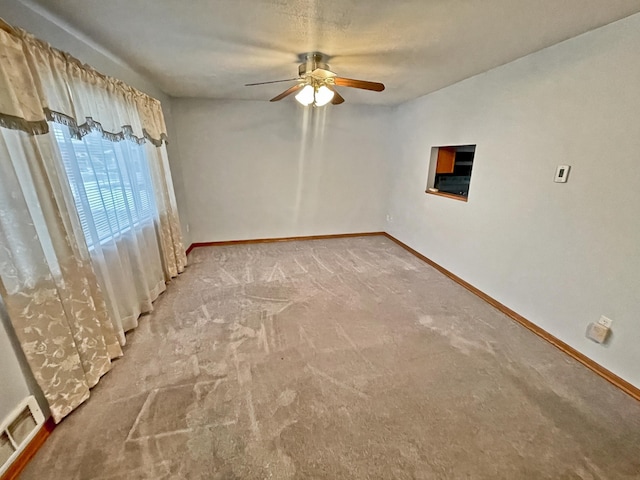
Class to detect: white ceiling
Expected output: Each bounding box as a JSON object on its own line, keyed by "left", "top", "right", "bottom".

{"left": 23, "top": 0, "right": 640, "bottom": 105}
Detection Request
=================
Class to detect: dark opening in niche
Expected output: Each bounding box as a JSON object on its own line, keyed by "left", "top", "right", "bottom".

{"left": 427, "top": 145, "right": 476, "bottom": 200}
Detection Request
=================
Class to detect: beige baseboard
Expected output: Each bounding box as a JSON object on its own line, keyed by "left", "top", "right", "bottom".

{"left": 185, "top": 231, "right": 385, "bottom": 255}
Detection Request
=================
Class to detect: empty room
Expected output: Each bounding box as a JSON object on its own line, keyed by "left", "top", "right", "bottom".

{"left": 1, "top": 1, "right": 639, "bottom": 478}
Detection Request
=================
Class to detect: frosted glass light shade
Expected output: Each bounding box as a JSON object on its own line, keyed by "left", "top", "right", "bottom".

{"left": 314, "top": 85, "right": 335, "bottom": 106}
{"left": 294, "top": 84, "right": 335, "bottom": 107}
{"left": 295, "top": 85, "right": 314, "bottom": 106}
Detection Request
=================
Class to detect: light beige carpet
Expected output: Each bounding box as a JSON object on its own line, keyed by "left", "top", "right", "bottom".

{"left": 22, "top": 236, "right": 640, "bottom": 479}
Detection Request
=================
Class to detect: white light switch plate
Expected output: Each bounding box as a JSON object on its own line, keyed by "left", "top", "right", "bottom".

{"left": 554, "top": 165, "right": 570, "bottom": 183}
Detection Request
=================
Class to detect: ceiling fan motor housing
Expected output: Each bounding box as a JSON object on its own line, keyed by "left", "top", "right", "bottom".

{"left": 298, "top": 52, "right": 331, "bottom": 77}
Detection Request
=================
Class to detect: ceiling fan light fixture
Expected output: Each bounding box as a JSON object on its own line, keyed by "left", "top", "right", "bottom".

{"left": 314, "top": 85, "right": 335, "bottom": 106}
{"left": 252, "top": 52, "right": 385, "bottom": 105}
{"left": 295, "top": 83, "right": 335, "bottom": 107}
{"left": 295, "top": 84, "right": 314, "bottom": 106}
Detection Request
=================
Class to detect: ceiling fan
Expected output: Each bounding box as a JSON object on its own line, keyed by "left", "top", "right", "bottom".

{"left": 245, "top": 52, "right": 385, "bottom": 107}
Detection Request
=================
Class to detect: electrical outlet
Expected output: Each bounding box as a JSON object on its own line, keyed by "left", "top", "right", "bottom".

{"left": 586, "top": 323, "right": 609, "bottom": 344}
{"left": 386, "top": 214, "right": 392, "bottom": 222}
{"left": 598, "top": 315, "right": 613, "bottom": 329}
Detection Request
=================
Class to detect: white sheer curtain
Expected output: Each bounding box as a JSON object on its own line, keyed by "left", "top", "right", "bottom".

{"left": 52, "top": 124, "right": 166, "bottom": 343}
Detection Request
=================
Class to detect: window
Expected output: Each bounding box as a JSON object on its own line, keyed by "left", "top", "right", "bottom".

{"left": 52, "top": 123, "right": 156, "bottom": 247}
{"left": 426, "top": 145, "right": 476, "bottom": 201}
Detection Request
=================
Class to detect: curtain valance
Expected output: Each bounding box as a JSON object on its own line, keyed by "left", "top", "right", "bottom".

{"left": 0, "top": 19, "right": 168, "bottom": 145}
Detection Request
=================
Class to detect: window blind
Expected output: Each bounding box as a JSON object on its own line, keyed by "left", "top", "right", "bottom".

{"left": 52, "top": 123, "right": 156, "bottom": 248}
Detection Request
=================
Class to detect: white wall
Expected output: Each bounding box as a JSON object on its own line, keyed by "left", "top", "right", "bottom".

{"left": 0, "top": 300, "right": 39, "bottom": 421}
{"left": 387, "top": 13, "right": 640, "bottom": 388}
{"left": 0, "top": 0, "right": 190, "bottom": 245}
{"left": 173, "top": 99, "right": 392, "bottom": 242}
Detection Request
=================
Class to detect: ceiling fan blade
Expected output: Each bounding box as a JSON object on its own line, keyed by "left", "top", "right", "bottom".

{"left": 270, "top": 83, "right": 304, "bottom": 102}
{"left": 245, "top": 78, "right": 299, "bottom": 86}
{"left": 326, "top": 85, "right": 345, "bottom": 105}
{"left": 331, "top": 91, "right": 345, "bottom": 105}
{"left": 333, "top": 77, "right": 385, "bottom": 92}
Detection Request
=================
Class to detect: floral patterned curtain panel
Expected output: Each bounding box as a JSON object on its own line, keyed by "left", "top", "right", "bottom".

{"left": 0, "top": 18, "right": 186, "bottom": 422}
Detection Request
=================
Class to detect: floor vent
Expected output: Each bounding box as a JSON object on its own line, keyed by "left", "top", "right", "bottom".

{"left": 0, "top": 396, "right": 45, "bottom": 476}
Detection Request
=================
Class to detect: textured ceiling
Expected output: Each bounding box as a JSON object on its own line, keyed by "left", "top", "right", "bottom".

{"left": 22, "top": 0, "right": 640, "bottom": 105}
